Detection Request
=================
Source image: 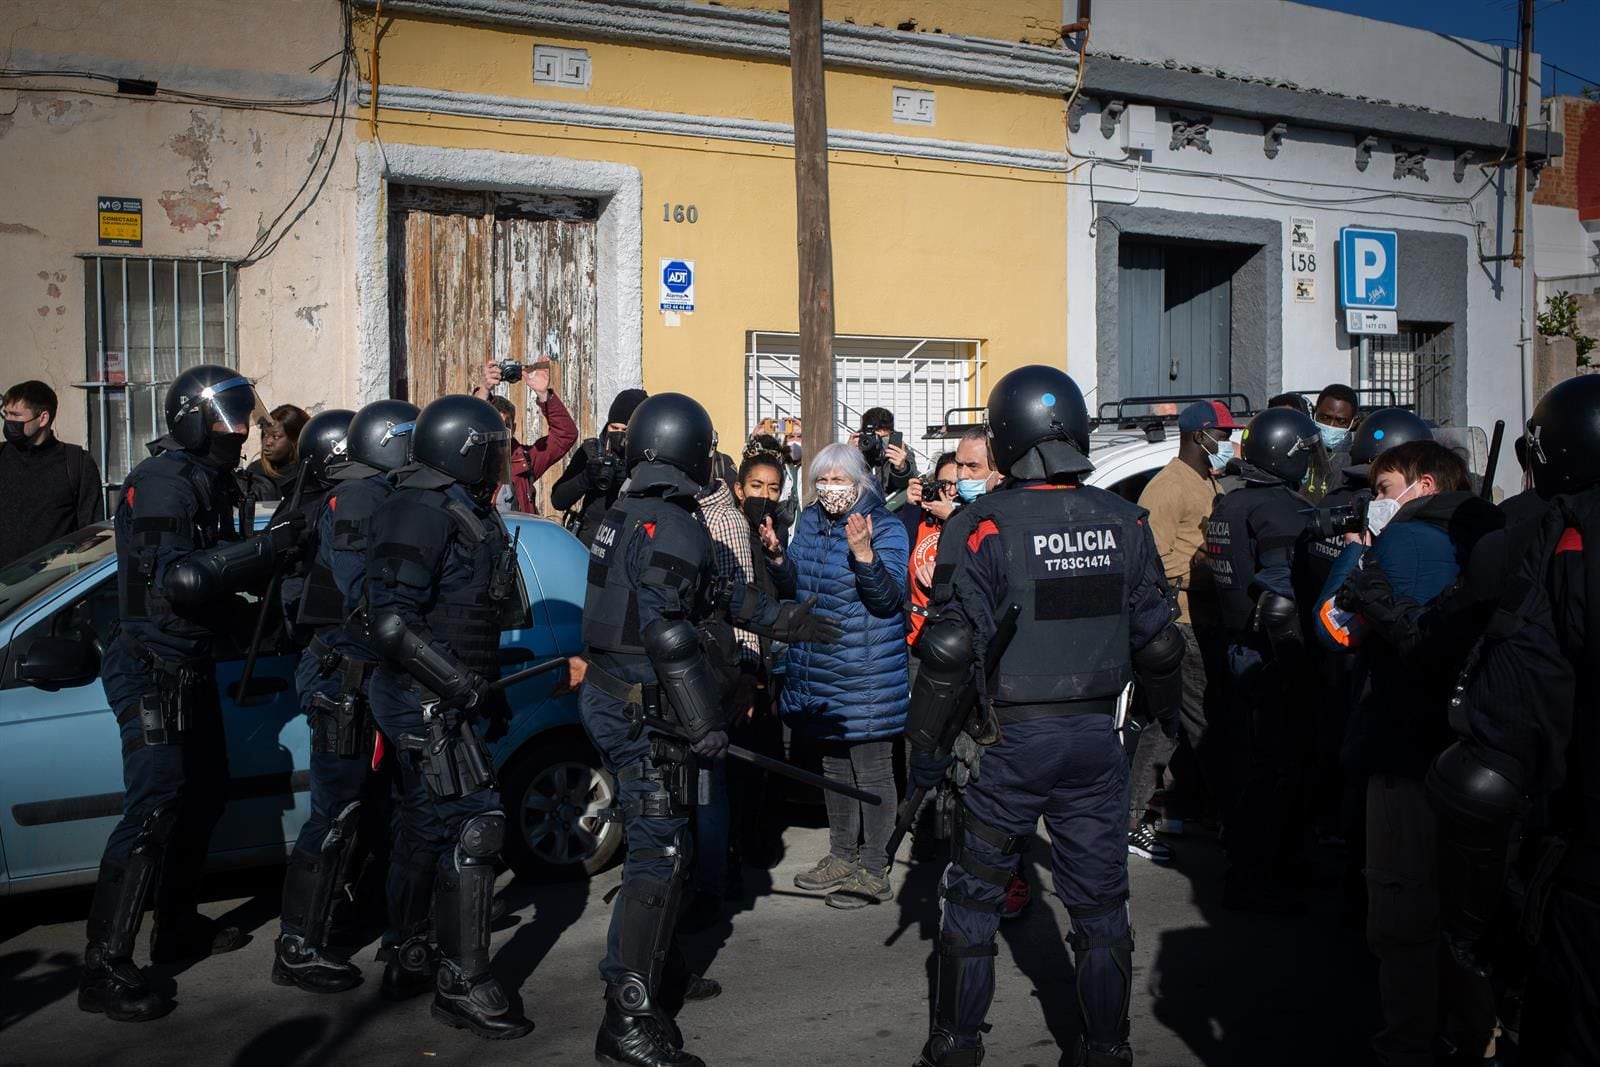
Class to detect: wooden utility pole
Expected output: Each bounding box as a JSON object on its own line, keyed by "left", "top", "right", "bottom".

{"left": 789, "top": 0, "right": 836, "bottom": 494}
{"left": 1510, "top": 0, "right": 1534, "bottom": 270}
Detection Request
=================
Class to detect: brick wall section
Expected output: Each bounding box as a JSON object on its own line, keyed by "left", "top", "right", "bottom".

{"left": 1535, "top": 96, "right": 1599, "bottom": 219}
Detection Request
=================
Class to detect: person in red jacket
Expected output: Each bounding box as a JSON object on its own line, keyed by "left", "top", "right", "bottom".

{"left": 475, "top": 360, "right": 578, "bottom": 514}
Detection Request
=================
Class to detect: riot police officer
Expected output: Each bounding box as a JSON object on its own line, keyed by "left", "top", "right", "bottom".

{"left": 1427, "top": 374, "right": 1600, "bottom": 1065}
{"left": 579, "top": 393, "right": 840, "bottom": 1067}
{"left": 81, "top": 365, "right": 286, "bottom": 1021}
{"left": 364, "top": 394, "right": 533, "bottom": 1039}
{"left": 1204, "top": 406, "right": 1321, "bottom": 913}
{"left": 905, "top": 366, "right": 1185, "bottom": 1067}
{"left": 271, "top": 403, "right": 411, "bottom": 994}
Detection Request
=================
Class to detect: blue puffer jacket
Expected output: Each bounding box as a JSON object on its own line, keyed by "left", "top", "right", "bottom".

{"left": 774, "top": 487, "right": 910, "bottom": 741}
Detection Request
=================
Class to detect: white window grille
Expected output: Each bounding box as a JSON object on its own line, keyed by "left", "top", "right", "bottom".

{"left": 744, "top": 332, "right": 983, "bottom": 472}
{"left": 79, "top": 256, "right": 239, "bottom": 506}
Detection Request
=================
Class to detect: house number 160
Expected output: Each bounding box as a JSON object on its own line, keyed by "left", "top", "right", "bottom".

{"left": 662, "top": 203, "right": 699, "bottom": 224}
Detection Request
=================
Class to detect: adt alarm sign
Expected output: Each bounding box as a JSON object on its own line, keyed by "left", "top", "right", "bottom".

{"left": 1339, "top": 227, "right": 1397, "bottom": 310}
{"left": 660, "top": 258, "right": 695, "bottom": 313}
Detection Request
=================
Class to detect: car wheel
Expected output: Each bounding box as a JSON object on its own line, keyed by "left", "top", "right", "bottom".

{"left": 501, "top": 737, "right": 622, "bottom": 883}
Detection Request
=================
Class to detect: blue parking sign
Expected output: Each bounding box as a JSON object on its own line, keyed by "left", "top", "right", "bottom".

{"left": 1339, "top": 227, "right": 1397, "bottom": 310}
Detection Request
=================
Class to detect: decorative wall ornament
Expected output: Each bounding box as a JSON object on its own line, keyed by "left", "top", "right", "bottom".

{"left": 1068, "top": 94, "right": 1089, "bottom": 134}
{"left": 1355, "top": 134, "right": 1379, "bottom": 172}
{"left": 532, "top": 44, "right": 591, "bottom": 89}
{"left": 1453, "top": 149, "right": 1476, "bottom": 183}
{"left": 1100, "top": 99, "right": 1126, "bottom": 140}
{"left": 1393, "top": 143, "right": 1429, "bottom": 181}
{"left": 890, "top": 87, "right": 935, "bottom": 126}
{"left": 1168, "top": 112, "right": 1213, "bottom": 153}
{"left": 1262, "top": 121, "right": 1287, "bottom": 160}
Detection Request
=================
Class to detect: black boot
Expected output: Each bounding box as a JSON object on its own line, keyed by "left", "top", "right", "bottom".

{"left": 79, "top": 852, "right": 171, "bottom": 1022}
{"left": 272, "top": 933, "right": 363, "bottom": 993}
{"left": 149, "top": 913, "right": 249, "bottom": 964}
{"left": 595, "top": 976, "right": 705, "bottom": 1067}
{"left": 381, "top": 936, "right": 438, "bottom": 1001}
{"left": 913, "top": 1026, "right": 985, "bottom": 1066}
{"left": 79, "top": 942, "right": 171, "bottom": 1022}
{"left": 431, "top": 959, "right": 534, "bottom": 1040}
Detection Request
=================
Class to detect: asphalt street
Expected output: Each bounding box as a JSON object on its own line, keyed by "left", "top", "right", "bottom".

{"left": 1, "top": 822, "right": 1375, "bottom": 1067}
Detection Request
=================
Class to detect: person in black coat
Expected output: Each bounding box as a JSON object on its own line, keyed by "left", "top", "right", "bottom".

{"left": 1, "top": 379, "right": 103, "bottom": 567}
{"left": 550, "top": 388, "right": 646, "bottom": 546}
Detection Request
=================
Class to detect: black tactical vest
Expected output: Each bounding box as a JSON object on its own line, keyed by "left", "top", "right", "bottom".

{"left": 968, "top": 485, "right": 1142, "bottom": 704}
{"left": 582, "top": 493, "right": 711, "bottom": 657}
{"left": 115, "top": 447, "right": 236, "bottom": 625}
{"left": 1206, "top": 484, "right": 1303, "bottom": 635}
{"left": 297, "top": 475, "right": 391, "bottom": 631}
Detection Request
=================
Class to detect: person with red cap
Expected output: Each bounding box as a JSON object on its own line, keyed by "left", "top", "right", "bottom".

{"left": 1125, "top": 400, "right": 1241, "bottom": 860}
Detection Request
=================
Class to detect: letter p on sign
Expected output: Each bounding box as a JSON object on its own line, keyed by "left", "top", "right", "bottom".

{"left": 1339, "top": 227, "right": 1397, "bottom": 310}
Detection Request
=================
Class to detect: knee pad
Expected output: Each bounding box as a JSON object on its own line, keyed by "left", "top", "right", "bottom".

{"left": 457, "top": 811, "right": 505, "bottom": 862}
{"left": 132, "top": 803, "right": 180, "bottom": 855}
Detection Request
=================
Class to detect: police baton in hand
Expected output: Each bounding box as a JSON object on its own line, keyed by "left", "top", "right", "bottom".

{"left": 233, "top": 462, "right": 311, "bottom": 703}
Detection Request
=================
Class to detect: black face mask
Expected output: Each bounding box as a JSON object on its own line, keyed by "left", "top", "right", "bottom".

{"left": 4, "top": 419, "right": 33, "bottom": 446}
{"left": 742, "top": 495, "right": 777, "bottom": 528}
{"left": 205, "top": 432, "right": 246, "bottom": 471}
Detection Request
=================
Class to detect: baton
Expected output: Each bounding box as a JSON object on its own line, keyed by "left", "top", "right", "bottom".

{"left": 1480, "top": 419, "right": 1505, "bottom": 500}
{"left": 489, "top": 656, "right": 571, "bottom": 691}
{"left": 234, "top": 463, "right": 311, "bottom": 703}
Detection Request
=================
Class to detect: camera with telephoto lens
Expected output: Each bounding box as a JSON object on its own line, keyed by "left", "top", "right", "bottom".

{"left": 858, "top": 424, "right": 888, "bottom": 468}
{"left": 495, "top": 360, "right": 524, "bottom": 384}
{"left": 1307, "top": 493, "right": 1370, "bottom": 539}
{"left": 919, "top": 473, "right": 950, "bottom": 501}
{"left": 592, "top": 429, "right": 626, "bottom": 491}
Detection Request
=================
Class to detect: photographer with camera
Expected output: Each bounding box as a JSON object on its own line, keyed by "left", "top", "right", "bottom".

{"left": 550, "top": 387, "right": 647, "bottom": 546}
{"left": 1311, "top": 440, "right": 1474, "bottom": 1067}
{"left": 896, "top": 453, "right": 959, "bottom": 647}
{"left": 475, "top": 359, "right": 578, "bottom": 514}
{"left": 849, "top": 407, "right": 916, "bottom": 510}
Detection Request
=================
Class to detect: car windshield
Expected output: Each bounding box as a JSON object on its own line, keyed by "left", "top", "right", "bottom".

{"left": 0, "top": 524, "right": 116, "bottom": 625}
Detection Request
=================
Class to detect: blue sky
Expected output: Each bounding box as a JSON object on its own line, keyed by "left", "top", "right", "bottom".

{"left": 1296, "top": 0, "right": 1600, "bottom": 98}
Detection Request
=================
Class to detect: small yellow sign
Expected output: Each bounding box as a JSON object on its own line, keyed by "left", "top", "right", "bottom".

{"left": 98, "top": 196, "right": 142, "bottom": 247}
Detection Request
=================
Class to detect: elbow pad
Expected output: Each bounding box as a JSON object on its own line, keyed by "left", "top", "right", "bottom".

{"left": 1253, "top": 591, "right": 1303, "bottom": 659}
{"left": 641, "top": 617, "right": 727, "bottom": 742}
{"left": 163, "top": 534, "right": 278, "bottom": 608}
{"left": 370, "top": 611, "right": 480, "bottom": 704}
{"left": 906, "top": 615, "right": 977, "bottom": 757}
{"left": 1132, "top": 623, "right": 1186, "bottom": 722}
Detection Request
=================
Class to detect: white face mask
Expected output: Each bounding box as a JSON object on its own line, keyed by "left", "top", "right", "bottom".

{"left": 1365, "top": 481, "right": 1418, "bottom": 537}
{"left": 815, "top": 483, "right": 860, "bottom": 517}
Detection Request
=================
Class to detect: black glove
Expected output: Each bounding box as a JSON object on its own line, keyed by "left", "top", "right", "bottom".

{"left": 440, "top": 671, "right": 490, "bottom": 713}
{"left": 769, "top": 596, "right": 843, "bottom": 645}
{"left": 1337, "top": 559, "right": 1422, "bottom": 651}
{"left": 909, "top": 747, "right": 951, "bottom": 791}
{"left": 265, "top": 510, "right": 309, "bottom": 558}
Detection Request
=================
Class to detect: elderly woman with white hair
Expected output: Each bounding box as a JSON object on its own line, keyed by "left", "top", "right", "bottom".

{"left": 760, "top": 442, "right": 910, "bottom": 908}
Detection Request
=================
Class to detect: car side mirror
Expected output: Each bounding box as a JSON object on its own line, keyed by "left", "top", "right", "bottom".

{"left": 16, "top": 635, "right": 100, "bottom": 691}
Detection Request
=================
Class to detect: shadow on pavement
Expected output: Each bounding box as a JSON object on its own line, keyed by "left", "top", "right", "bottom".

{"left": 0, "top": 948, "right": 81, "bottom": 1031}
{"left": 1147, "top": 833, "right": 1377, "bottom": 1067}
{"left": 494, "top": 872, "right": 594, "bottom": 1001}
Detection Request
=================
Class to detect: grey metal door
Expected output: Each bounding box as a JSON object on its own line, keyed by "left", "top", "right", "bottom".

{"left": 1118, "top": 241, "right": 1234, "bottom": 398}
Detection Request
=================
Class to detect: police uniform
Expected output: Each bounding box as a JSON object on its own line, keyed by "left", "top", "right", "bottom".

{"left": 1205, "top": 472, "right": 1311, "bottom": 902}
{"left": 81, "top": 366, "right": 272, "bottom": 1022}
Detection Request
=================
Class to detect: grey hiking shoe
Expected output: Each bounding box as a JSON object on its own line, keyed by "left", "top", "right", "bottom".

{"left": 794, "top": 855, "right": 856, "bottom": 892}
{"left": 824, "top": 867, "right": 892, "bottom": 910}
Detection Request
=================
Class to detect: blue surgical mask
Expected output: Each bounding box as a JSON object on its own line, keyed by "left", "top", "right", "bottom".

{"left": 956, "top": 478, "right": 988, "bottom": 502}
{"left": 1316, "top": 421, "right": 1350, "bottom": 451}
{"left": 1206, "top": 436, "right": 1234, "bottom": 474}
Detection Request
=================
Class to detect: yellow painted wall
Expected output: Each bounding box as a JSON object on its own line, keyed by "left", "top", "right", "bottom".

{"left": 710, "top": 0, "right": 1066, "bottom": 47}
{"left": 372, "top": 11, "right": 1068, "bottom": 445}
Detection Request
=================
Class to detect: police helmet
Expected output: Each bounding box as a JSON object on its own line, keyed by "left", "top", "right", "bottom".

{"left": 165, "top": 364, "right": 267, "bottom": 450}
{"left": 1348, "top": 408, "right": 1432, "bottom": 465}
{"left": 1240, "top": 407, "right": 1320, "bottom": 488}
{"left": 411, "top": 395, "right": 511, "bottom": 489}
{"left": 297, "top": 409, "right": 354, "bottom": 488}
{"left": 984, "top": 365, "right": 1092, "bottom": 479}
{"left": 624, "top": 393, "right": 715, "bottom": 485}
{"left": 344, "top": 399, "right": 420, "bottom": 473}
{"left": 1526, "top": 374, "right": 1600, "bottom": 497}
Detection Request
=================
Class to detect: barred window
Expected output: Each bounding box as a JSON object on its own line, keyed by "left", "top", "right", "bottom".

{"left": 79, "top": 256, "right": 239, "bottom": 506}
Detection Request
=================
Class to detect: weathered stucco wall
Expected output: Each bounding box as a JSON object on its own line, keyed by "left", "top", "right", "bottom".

{"left": 0, "top": 0, "right": 358, "bottom": 449}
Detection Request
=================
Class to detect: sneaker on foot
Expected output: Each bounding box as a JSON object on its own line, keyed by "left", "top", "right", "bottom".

{"left": 794, "top": 854, "right": 856, "bottom": 892}
{"left": 1127, "top": 824, "right": 1173, "bottom": 862}
{"left": 824, "top": 868, "right": 892, "bottom": 910}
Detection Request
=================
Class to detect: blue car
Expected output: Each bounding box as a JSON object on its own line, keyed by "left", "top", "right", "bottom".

{"left": 0, "top": 514, "right": 621, "bottom": 895}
